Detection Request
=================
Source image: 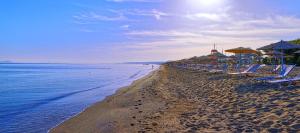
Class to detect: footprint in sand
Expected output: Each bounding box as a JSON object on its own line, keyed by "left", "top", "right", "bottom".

{"left": 152, "top": 122, "right": 158, "bottom": 126}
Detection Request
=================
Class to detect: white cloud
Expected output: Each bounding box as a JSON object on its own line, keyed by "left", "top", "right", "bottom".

{"left": 73, "top": 9, "right": 168, "bottom": 25}
{"left": 126, "top": 30, "right": 201, "bottom": 37}
{"left": 73, "top": 11, "right": 127, "bottom": 23}
{"left": 120, "top": 13, "right": 300, "bottom": 59}
{"left": 111, "top": 35, "right": 276, "bottom": 61}
{"left": 110, "top": 9, "right": 169, "bottom": 20}
{"left": 71, "top": 1, "right": 300, "bottom": 61}
{"left": 121, "top": 25, "right": 130, "bottom": 30}
{"left": 185, "top": 12, "right": 229, "bottom": 21}
{"left": 125, "top": 27, "right": 300, "bottom": 40}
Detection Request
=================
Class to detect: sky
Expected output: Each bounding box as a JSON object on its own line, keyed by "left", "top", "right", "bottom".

{"left": 1, "top": 0, "right": 300, "bottom": 63}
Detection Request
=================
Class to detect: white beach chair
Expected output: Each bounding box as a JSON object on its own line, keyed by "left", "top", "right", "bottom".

{"left": 256, "top": 65, "right": 295, "bottom": 81}
{"left": 209, "top": 64, "right": 228, "bottom": 73}
{"left": 267, "top": 73, "right": 300, "bottom": 88}
{"left": 268, "top": 74, "right": 300, "bottom": 84}
{"left": 228, "top": 64, "right": 261, "bottom": 75}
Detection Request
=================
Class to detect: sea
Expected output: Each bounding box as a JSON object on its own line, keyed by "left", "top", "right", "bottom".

{"left": 0, "top": 63, "right": 159, "bottom": 133}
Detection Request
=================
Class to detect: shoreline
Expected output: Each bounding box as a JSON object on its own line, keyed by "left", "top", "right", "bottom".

{"left": 51, "top": 65, "right": 300, "bottom": 133}
{"left": 50, "top": 66, "right": 162, "bottom": 133}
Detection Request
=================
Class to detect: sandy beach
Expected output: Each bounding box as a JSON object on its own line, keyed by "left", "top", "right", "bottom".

{"left": 51, "top": 65, "right": 300, "bottom": 133}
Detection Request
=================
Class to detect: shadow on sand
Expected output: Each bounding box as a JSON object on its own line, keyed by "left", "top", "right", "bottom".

{"left": 235, "top": 81, "right": 299, "bottom": 94}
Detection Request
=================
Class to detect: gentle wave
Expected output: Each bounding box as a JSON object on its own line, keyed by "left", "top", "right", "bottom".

{"left": 0, "top": 63, "right": 157, "bottom": 133}
{"left": 0, "top": 83, "right": 111, "bottom": 118}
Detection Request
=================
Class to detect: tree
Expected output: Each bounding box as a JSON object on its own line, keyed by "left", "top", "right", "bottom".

{"left": 295, "top": 56, "right": 300, "bottom": 66}
{"left": 289, "top": 38, "right": 300, "bottom": 44}
{"left": 262, "top": 57, "right": 272, "bottom": 65}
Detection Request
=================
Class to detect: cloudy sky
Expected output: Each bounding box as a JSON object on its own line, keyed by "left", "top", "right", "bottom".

{"left": 1, "top": 0, "right": 300, "bottom": 63}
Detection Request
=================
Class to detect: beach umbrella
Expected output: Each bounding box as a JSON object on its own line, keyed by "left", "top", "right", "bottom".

{"left": 257, "top": 40, "right": 300, "bottom": 69}
{"left": 225, "top": 47, "right": 258, "bottom": 72}
{"left": 225, "top": 47, "right": 259, "bottom": 54}
{"left": 257, "top": 40, "right": 300, "bottom": 50}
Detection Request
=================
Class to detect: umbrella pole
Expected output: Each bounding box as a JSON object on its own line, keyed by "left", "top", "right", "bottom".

{"left": 281, "top": 49, "right": 284, "bottom": 71}
{"left": 239, "top": 53, "right": 241, "bottom": 73}
{"left": 275, "top": 54, "right": 278, "bottom": 72}
{"left": 271, "top": 55, "right": 276, "bottom": 72}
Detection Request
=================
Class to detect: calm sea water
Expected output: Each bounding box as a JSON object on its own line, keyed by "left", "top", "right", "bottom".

{"left": 0, "top": 63, "right": 158, "bottom": 133}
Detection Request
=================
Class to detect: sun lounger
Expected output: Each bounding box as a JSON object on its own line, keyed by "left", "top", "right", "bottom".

{"left": 209, "top": 64, "right": 228, "bottom": 73}
{"left": 268, "top": 74, "right": 300, "bottom": 84}
{"left": 267, "top": 74, "right": 300, "bottom": 88}
{"left": 228, "top": 64, "right": 261, "bottom": 75}
{"left": 199, "top": 64, "right": 213, "bottom": 71}
{"left": 256, "top": 65, "right": 295, "bottom": 81}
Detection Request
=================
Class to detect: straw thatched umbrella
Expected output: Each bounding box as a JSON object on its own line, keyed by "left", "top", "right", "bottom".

{"left": 226, "top": 47, "right": 259, "bottom": 54}
{"left": 257, "top": 40, "right": 300, "bottom": 69}
{"left": 257, "top": 40, "right": 300, "bottom": 50}
{"left": 225, "top": 47, "right": 258, "bottom": 71}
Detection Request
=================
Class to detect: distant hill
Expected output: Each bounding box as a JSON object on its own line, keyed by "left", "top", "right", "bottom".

{"left": 289, "top": 38, "right": 300, "bottom": 44}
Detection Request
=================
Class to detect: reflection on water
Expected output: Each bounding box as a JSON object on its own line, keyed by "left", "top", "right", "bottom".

{"left": 0, "top": 63, "right": 157, "bottom": 133}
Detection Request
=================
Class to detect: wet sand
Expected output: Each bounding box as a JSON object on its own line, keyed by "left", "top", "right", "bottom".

{"left": 51, "top": 65, "right": 300, "bottom": 133}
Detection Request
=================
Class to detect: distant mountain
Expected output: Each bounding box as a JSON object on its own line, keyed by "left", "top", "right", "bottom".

{"left": 289, "top": 38, "right": 300, "bottom": 44}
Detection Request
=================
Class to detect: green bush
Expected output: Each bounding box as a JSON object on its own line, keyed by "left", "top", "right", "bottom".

{"left": 296, "top": 56, "right": 300, "bottom": 66}
{"left": 262, "top": 57, "right": 272, "bottom": 65}
{"left": 289, "top": 39, "right": 300, "bottom": 44}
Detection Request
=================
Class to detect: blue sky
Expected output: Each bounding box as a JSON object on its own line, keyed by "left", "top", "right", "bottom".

{"left": 1, "top": 0, "right": 300, "bottom": 63}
